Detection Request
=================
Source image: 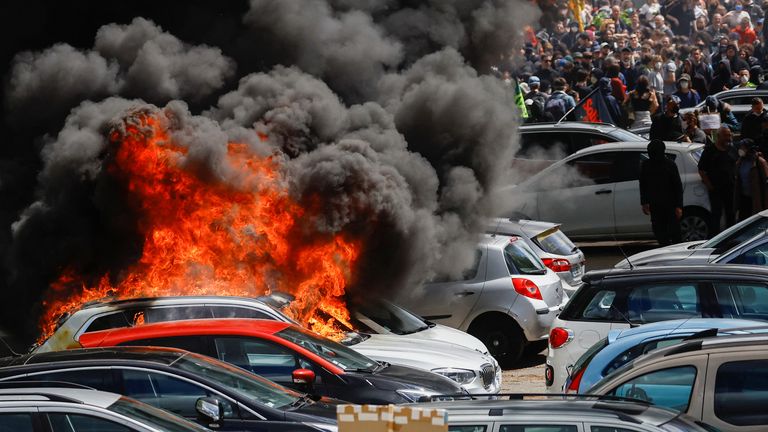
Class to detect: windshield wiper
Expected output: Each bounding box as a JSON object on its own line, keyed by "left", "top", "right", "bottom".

{"left": 289, "top": 394, "right": 314, "bottom": 408}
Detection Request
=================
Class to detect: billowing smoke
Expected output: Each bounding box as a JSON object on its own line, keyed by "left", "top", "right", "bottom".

{"left": 1, "top": 0, "right": 539, "bottom": 341}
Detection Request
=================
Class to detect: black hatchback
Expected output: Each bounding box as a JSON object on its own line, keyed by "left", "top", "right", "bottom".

{"left": 0, "top": 347, "right": 338, "bottom": 432}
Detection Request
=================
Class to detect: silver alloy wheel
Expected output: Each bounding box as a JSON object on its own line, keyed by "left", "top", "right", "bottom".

{"left": 680, "top": 214, "right": 709, "bottom": 241}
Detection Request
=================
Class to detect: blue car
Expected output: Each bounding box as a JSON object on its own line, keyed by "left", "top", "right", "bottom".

{"left": 566, "top": 318, "right": 767, "bottom": 393}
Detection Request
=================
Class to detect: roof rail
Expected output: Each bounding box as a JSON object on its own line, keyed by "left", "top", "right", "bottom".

{"left": 0, "top": 381, "right": 95, "bottom": 391}
{"left": 417, "top": 393, "right": 649, "bottom": 405}
{"left": 682, "top": 328, "right": 719, "bottom": 341}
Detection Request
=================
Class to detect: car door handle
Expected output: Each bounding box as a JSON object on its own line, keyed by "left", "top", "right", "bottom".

{"left": 455, "top": 291, "right": 475, "bottom": 297}
{"left": 595, "top": 189, "right": 612, "bottom": 195}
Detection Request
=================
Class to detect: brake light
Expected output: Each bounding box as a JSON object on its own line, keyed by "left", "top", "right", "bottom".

{"left": 512, "top": 278, "right": 542, "bottom": 300}
{"left": 549, "top": 327, "right": 573, "bottom": 349}
{"left": 542, "top": 258, "right": 572, "bottom": 272}
{"left": 567, "top": 367, "right": 585, "bottom": 393}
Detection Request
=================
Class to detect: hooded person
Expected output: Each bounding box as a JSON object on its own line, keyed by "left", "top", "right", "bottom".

{"left": 672, "top": 74, "right": 701, "bottom": 108}
{"left": 640, "top": 139, "right": 684, "bottom": 246}
{"left": 709, "top": 61, "right": 736, "bottom": 94}
{"left": 598, "top": 77, "right": 623, "bottom": 125}
{"left": 649, "top": 95, "right": 685, "bottom": 141}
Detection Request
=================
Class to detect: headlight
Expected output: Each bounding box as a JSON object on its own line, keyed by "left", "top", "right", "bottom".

{"left": 431, "top": 368, "right": 477, "bottom": 385}
{"left": 396, "top": 388, "right": 438, "bottom": 402}
{"left": 304, "top": 422, "right": 338, "bottom": 432}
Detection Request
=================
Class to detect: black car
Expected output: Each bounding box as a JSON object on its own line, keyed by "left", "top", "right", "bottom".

{"left": 0, "top": 347, "right": 338, "bottom": 432}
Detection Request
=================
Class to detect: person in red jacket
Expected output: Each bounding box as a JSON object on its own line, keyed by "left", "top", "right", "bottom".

{"left": 736, "top": 17, "right": 758, "bottom": 45}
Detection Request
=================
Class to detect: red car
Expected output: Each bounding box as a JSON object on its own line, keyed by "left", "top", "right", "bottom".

{"left": 79, "top": 318, "right": 462, "bottom": 404}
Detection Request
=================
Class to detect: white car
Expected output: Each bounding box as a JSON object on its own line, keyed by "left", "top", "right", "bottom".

{"left": 37, "top": 296, "right": 501, "bottom": 394}
{"left": 398, "top": 234, "right": 568, "bottom": 366}
{"left": 487, "top": 218, "right": 585, "bottom": 295}
{"left": 504, "top": 142, "right": 712, "bottom": 241}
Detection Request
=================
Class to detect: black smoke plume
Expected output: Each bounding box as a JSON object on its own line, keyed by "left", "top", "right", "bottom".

{"left": 1, "top": 0, "right": 539, "bottom": 343}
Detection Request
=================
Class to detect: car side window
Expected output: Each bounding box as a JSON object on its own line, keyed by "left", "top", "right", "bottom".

{"left": 209, "top": 306, "right": 274, "bottom": 319}
{"left": 0, "top": 413, "right": 34, "bottom": 432}
{"left": 428, "top": 250, "right": 482, "bottom": 283}
{"left": 591, "top": 427, "right": 643, "bottom": 432}
{"left": 714, "top": 359, "right": 768, "bottom": 426}
{"left": 499, "top": 426, "right": 578, "bottom": 432}
{"left": 729, "top": 243, "right": 768, "bottom": 265}
{"left": 23, "top": 369, "right": 117, "bottom": 393}
{"left": 448, "top": 426, "right": 487, "bottom": 432}
{"left": 214, "top": 337, "right": 299, "bottom": 382}
{"left": 626, "top": 283, "right": 701, "bottom": 323}
{"left": 519, "top": 132, "right": 572, "bottom": 159}
{"left": 120, "top": 369, "right": 236, "bottom": 419}
{"left": 144, "top": 306, "right": 213, "bottom": 323}
{"left": 713, "top": 283, "right": 768, "bottom": 319}
{"left": 117, "top": 335, "right": 206, "bottom": 354}
{"left": 47, "top": 413, "right": 134, "bottom": 432}
{"left": 609, "top": 366, "right": 697, "bottom": 411}
{"left": 567, "top": 152, "right": 622, "bottom": 185}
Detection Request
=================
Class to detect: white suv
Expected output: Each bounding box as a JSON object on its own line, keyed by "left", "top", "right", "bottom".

{"left": 504, "top": 142, "right": 712, "bottom": 241}
{"left": 398, "top": 234, "right": 568, "bottom": 366}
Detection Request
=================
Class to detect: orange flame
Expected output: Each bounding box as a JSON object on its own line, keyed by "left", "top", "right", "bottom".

{"left": 38, "top": 108, "right": 360, "bottom": 342}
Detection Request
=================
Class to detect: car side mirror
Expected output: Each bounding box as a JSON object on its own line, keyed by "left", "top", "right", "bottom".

{"left": 292, "top": 368, "right": 316, "bottom": 385}
{"left": 196, "top": 397, "right": 223, "bottom": 429}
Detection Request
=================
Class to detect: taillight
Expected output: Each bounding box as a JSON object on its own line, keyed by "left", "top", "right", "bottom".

{"left": 567, "top": 367, "right": 585, "bottom": 393}
{"left": 542, "top": 258, "right": 572, "bottom": 272}
{"left": 512, "top": 278, "right": 542, "bottom": 300}
{"left": 549, "top": 327, "right": 573, "bottom": 349}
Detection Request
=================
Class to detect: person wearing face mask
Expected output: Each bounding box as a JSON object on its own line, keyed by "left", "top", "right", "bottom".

{"left": 650, "top": 95, "right": 685, "bottom": 141}
{"left": 734, "top": 139, "right": 768, "bottom": 221}
{"left": 732, "top": 68, "right": 756, "bottom": 88}
{"left": 698, "top": 126, "right": 738, "bottom": 234}
{"left": 640, "top": 139, "right": 684, "bottom": 246}
{"left": 673, "top": 74, "right": 701, "bottom": 108}
{"left": 649, "top": 55, "right": 666, "bottom": 96}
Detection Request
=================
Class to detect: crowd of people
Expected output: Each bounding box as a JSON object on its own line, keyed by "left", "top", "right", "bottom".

{"left": 505, "top": 0, "right": 768, "bottom": 131}
{"left": 502, "top": 0, "right": 768, "bottom": 243}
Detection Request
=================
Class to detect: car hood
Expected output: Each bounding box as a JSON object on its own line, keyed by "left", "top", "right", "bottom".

{"left": 349, "top": 363, "right": 463, "bottom": 395}
{"left": 615, "top": 242, "right": 711, "bottom": 268}
{"left": 351, "top": 334, "right": 495, "bottom": 372}
{"left": 407, "top": 324, "right": 489, "bottom": 354}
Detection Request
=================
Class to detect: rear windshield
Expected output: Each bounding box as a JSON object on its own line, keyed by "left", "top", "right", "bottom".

{"left": 534, "top": 227, "right": 577, "bottom": 256}
{"left": 504, "top": 239, "right": 547, "bottom": 275}
{"left": 559, "top": 286, "right": 616, "bottom": 321}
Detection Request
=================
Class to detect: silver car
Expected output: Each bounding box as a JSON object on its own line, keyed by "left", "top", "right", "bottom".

{"left": 0, "top": 387, "right": 211, "bottom": 432}
{"left": 416, "top": 395, "right": 714, "bottom": 431}
{"left": 488, "top": 218, "right": 586, "bottom": 295}
{"left": 615, "top": 209, "right": 768, "bottom": 269}
{"left": 398, "top": 234, "right": 568, "bottom": 366}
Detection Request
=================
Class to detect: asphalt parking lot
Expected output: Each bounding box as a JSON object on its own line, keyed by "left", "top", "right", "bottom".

{"left": 501, "top": 240, "right": 656, "bottom": 393}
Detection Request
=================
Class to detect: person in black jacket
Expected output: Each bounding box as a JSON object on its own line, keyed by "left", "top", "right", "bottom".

{"left": 741, "top": 97, "right": 768, "bottom": 153}
{"left": 699, "top": 126, "right": 739, "bottom": 235}
{"left": 640, "top": 139, "right": 684, "bottom": 246}
{"left": 649, "top": 95, "right": 686, "bottom": 141}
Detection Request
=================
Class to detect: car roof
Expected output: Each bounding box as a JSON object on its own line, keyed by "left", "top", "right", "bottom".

{"left": 416, "top": 398, "right": 678, "bottom": 426}
{"left": 0, "top": 387, "right": 121, "bottom": 407}
{"left": 79, "top": 318, "right": 292, "bottom": 346}
{"left": 582, "top": 263, "right": 768, "bottom": 283}
{"left": 519, "top": 121, "right": 620, "bottom": 131}
{"left": 76, "top": 295, "right": 272, "bottom": 312}
{"left": 626, "top": 333, "right": 768, "bottom": 371}
{"left": 0, "top": 346, "right": 190, "bottom": 369}
{"left": 570, "top": 141, "right": 702, "bottom": 157}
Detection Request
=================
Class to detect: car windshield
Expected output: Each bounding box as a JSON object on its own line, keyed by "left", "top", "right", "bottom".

{"left": 351, "top": 300, "right": 428, "bottom": 335}
{"left": 108, "top": 396, "right": 211, "bottom": 432}
{"left": 277, "top": 327, "right": 379, "bottom": 372}
{"left": 533, "top": 226, "right": 577, "bottom": 256}
{"left": 171, "top": 352, "right": 301, "bottom": 409}
{"left": 504, "top": 239, "right": 547, "bottom": 275}
{"left": 690, "top": 147, "right": 703, "bottom": 163}
{"left": 701, "top": 213, "right": 768, "bottom": 251}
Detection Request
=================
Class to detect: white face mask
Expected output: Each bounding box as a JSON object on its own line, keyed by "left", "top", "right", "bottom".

{"left": 741, "top": 75, "right": 750, "bottom": 84}
{"left": 739, "top": 149, "right": 748, "bottom": 157}
{"left": 591, "top": 76, "right": 598, "bottom": 84}
{"left": 655, "top": 62, "right": 662, "bottom": 70}
{"left": 680, "top": 82, "right": 689, "bottom": 89}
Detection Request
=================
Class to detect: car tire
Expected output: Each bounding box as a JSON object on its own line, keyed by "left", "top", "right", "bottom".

{"left": 680, "top": 207, "right": 711, "bottom": 241}
{"left": 468, "top": 315, "right": 525, "bottom": 368}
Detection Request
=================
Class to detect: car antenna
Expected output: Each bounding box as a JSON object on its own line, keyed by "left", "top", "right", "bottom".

{"left": 612, "top": 234, "right": 634, "bottom": 270}
{"left": 0, "top": 337, "right": 21, "bottom": 357}
{"left": 490, "top": 218, "right": 502, "bottom": 238}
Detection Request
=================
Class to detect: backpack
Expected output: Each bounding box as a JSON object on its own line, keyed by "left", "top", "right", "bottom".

{"left": 545, "top": 93, "right": 568, "bottom": 121}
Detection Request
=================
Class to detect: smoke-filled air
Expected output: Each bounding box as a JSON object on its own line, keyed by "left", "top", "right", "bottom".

{"left": 1, "top": 0, "right": 540, "bottom": 343}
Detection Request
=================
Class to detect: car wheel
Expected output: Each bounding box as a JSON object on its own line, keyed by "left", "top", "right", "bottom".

{"left": 468, "top": 316, "right": 525, "bottom": 368}
{"left": 680, "top": 208, "right": 711, "bottom": 241}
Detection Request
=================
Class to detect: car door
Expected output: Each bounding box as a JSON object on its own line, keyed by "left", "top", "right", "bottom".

{"left": 713, "top": 281, "right": 768, "bottom": 321}
{"left": 494, "top": 423, "right": 583, "bottom": 432}
{"left": 537, "top": 151, "right": 619, "bottom": 237}
{"left": 43, "top": 411, "right": 138, "bottom": 432}
{"left": 405, "top": 249, "right": 486, "bottom": 330}
{"left": 613, "top": 151, "right": 659, "bottom": 236}
{"left": 703, "top": 353, "right": 768, "bottom": 431}
{"left": 0, "top": 411, "right": 37, "bottom": 432}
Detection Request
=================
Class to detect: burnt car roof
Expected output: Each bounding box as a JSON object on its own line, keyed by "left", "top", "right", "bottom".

{"left": 0, "top": 346, "right": 188, "bottom": 369}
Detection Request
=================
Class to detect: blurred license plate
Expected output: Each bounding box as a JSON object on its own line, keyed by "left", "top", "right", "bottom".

{"left": 571, "top": 264, "right": 582, "bottom": 278}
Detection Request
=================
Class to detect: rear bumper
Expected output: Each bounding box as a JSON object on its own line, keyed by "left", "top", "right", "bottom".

{"left": 517, "top": 294, "right": 569, "bottom": 342}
